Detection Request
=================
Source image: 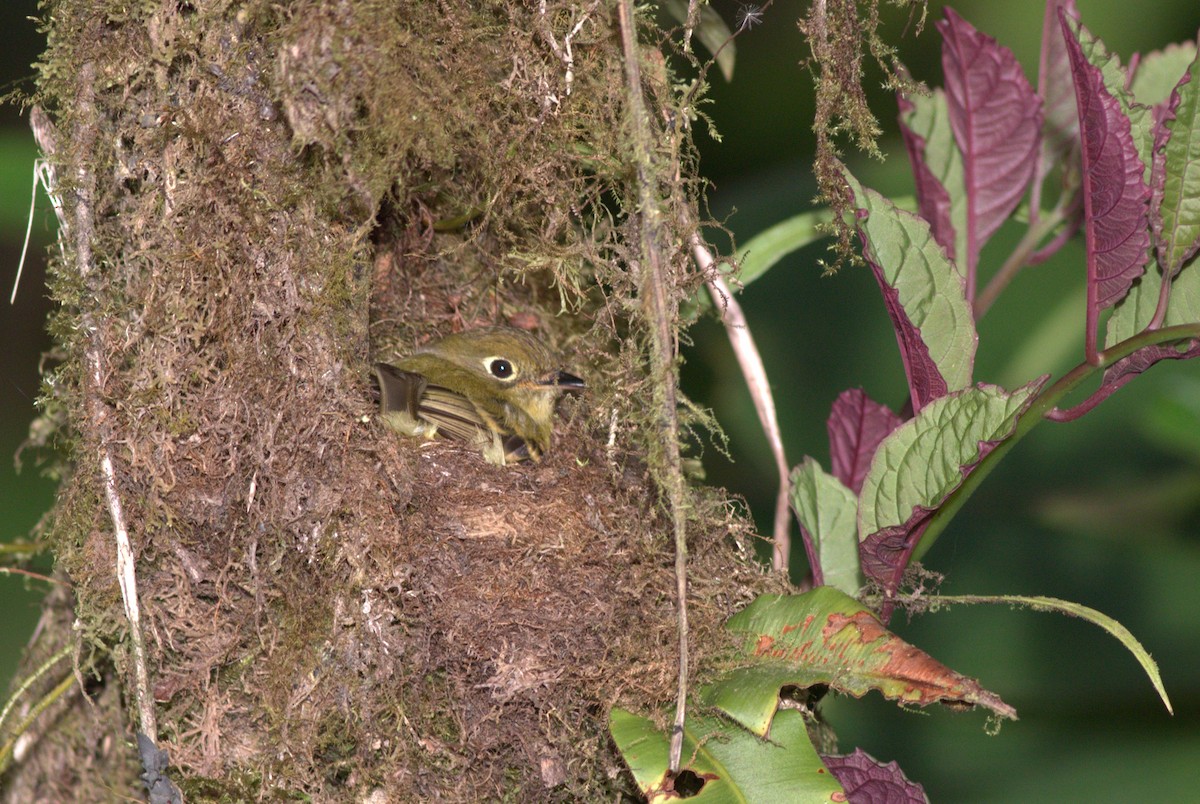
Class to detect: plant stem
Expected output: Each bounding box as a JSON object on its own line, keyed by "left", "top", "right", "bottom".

{"left": 974, "top": 206, "right": 1065, "bottom": 319}
{"left": 617, "top": 0, "right": 692, "bottom": 773}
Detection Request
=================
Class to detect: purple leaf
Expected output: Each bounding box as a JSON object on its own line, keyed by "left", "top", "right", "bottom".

{"left": 939, "top": 8, "right": 1043, "bottom": 297}
{"left": 1061, "top": 13, "right": 1152, "bottom": 359}
{"left": 827, "top": 389, "right": 904, "bottom": 496}
{"left": 822, "top": 749, "right": 929, "bottom": 804}
{"left": 898, "top": 93, "right": 957, "bottom": 258}
{"left": 859, "top": 512, "right": 933, "bottom": 594}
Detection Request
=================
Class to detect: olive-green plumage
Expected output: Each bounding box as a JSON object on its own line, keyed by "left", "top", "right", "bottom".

{"left": 374, "top": 327, "right": 584, "bottom": 465}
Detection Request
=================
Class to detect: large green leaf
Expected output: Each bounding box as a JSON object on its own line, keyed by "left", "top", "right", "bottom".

{"left": 701, "top": 588, "right": 1015, "bottom": 737}
{"left": 1130, "top": 42, "right": 1197, "bottom": 107}
{"left": 843, "top": 169, "right": 977, "bottom": 398}
{"left": 789, "top": 458, "right": 862, "bottom": 596}
{"left": 609, "top": 707, "right": 843, "bottom": 802}
{"left": 901, "top": 88, "right": 968, "bottom": 271}
{"left": 858, "top": 383, "right": 1040, "bottom": 540}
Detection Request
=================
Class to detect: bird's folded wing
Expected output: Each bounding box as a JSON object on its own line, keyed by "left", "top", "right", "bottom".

{"left": 418, "top": 385, "right": 493, "bottom": 443}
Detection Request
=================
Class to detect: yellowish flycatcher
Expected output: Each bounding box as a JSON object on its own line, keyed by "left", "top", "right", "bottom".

{"left": 374, "top": 327, "right": 584, "bottom": 465}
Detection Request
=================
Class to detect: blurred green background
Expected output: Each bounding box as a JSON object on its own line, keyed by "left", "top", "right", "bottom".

{"left": 2, "top": 1, "right": 1198, "bottom": 800}
{"left": 0, "top": 0, "right": 57, "bottom": 741}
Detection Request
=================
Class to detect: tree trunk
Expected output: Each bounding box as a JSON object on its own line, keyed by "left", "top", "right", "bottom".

{"left": 4, "top": 1, "right": 777, "bottom": 800}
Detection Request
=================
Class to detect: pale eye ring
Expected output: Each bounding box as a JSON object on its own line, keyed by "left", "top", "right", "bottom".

{"left": 486, "top": 357, "right": 515, "bottom": 379}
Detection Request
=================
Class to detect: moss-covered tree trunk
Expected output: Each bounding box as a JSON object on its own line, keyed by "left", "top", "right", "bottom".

{"left": 4, "top": 1, "right": 776, "bottom": 800}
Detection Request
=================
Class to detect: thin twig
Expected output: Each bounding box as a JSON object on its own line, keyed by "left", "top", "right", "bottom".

{"left": 974, "top": 205, "right": 1065, "bottom": 319}
{"left": 692, "top": 237, "right": 791, "bottom": 571}
{"left": 0, "top": 654, "right": 76, "bottom": 775}
{"left": 37, "top": 65, "right": 159, "bottom": 741}
{"left": 616, "top": 0, "right": 692, "bottom": 773}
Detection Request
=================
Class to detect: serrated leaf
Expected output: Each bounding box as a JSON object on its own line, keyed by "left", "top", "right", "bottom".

{"left": 899, "top": 89, "right": 965, "bottom": 269}
{"left": 703, "top": 588, "right": 1016, "bottom": 737}
{"left": 1130, "top": 41, "right": 1198, "bottom": 107}
{"left": 1158, "top": 53, "right": 1200, "bottom": 274}
{"left": 827, "top": 388, "right": 904, "bottom": 496}
{"left": 1062, "top": 13, "right": 1152, "bottom": 357}
{"left": 609, "top": 707, "right": 843, "bottom": 802}
{"left": 1064, "top": 15, "right": 1156, "bottom": 185}
{"left": 939, "top": 9, "right": 1043, "bottom": 285}
{"left": 662, "top": 0, "right": 736, "bottom": 82}
{"left": 843, "top": 168, "right": 977, "bottom": 411}
{"left": 790, "top": 458, "right": 862, "bottom": 596}
{"left": 822, "top": 749, "right": 929, "bottom": 804}
{"left": 858, "top": 382, "right": 1042, "bottom": 587}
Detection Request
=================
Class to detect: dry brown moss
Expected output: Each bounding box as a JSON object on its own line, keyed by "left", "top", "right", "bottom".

{"left": 3, "top": 0, "right": 785, "bottom": 800}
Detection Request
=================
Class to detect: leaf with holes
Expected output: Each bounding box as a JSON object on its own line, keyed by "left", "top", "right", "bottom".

{"left": 609, "top": 707, "right": 843, "bottom": 803}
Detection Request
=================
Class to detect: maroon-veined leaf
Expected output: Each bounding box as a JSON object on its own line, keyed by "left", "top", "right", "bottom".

{"left": 858, "top": 382, "right": 1043, "bottom": 594}
{"left": 1157, "top": 51, "right": 1200, "bottom": 275}
{"left": 898, "top": 89, "right": 963, "bottom": 266}
{"left": 1061, "top": 12, "right": 1152, "bottom": 359}
{"left": 843, "top": 167, "right": 977, "bottom": 411}
{"left": 822, "top": 749, "right": 929, "bottom": 804}
{"left": 1034, "top": 0, "right": 1081, "bottom": 207}
{"left": 939, "top": 8, "right": 1043, "bottom": 295}
{"left": 827, "top": 388, "right": 904, "bottom": 496}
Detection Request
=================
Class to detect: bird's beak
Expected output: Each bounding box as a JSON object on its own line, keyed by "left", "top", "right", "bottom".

{"left": 542, "top": 370, "right": 585, "bottom": 390}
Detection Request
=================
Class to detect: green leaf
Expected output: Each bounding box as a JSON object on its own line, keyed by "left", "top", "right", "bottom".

{"left": 662, "top": 0, "right": 736, "bottom": 82}
{"left": 736, "top": 208, "right": 835, "bottom": 287}
{"left": 1130, "top": 42, "right": 1198, "bottom": 107}
{"left": 609, "top": 707, "right": 843, "bottom": 802}
{"left": 1158, "top": 49, "right": 1200, "bottom": 275}
{"left": 934, "top": 594, "right": 1173, "bottom": 715}
{"left": 901, "top": 88, "right": 968, "bottom": 271}
{"left": 684, "top": 197, "right": 916, "bottom": 323}
{"left": 842, "top": 169, "right": 977, "bottom": 396}
{"left": 859, "top": 383, "right": 1039, "bottom": 540}
{"left": 789, "top": 458, "right": 862, "bottom": 596}
{"left": 701, "top": 588, "right": 1016, "bottom": 737}
{"left": 683, "top": 209, "right": 834, "bottom": 322}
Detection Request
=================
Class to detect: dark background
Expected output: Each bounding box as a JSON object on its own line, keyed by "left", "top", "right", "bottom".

{"left": 2, "top": 2, "right": 1198, "bottom": 800}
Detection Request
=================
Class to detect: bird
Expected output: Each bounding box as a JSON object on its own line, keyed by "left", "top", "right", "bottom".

{"left": 374, "top": 326, "right": 585, "bottom": 465}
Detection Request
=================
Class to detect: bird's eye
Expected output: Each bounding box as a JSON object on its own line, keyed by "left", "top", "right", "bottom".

{"left": 487, "top": 358, "right": 515, "bottom": 379}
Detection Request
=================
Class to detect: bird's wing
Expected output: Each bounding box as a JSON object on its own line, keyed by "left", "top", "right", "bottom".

{"left": 375, "top": 363, "right": 534, "bottom": 463}
{"left": 418, "top": 384, "right": 493, "bottom": 444}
